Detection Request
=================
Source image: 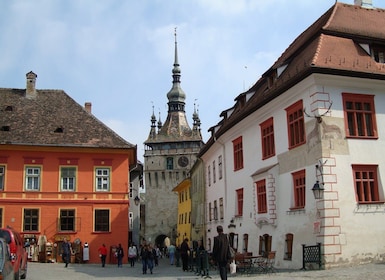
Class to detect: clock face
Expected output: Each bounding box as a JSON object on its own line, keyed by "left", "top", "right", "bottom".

{"left": 178, "top": 156, "right": 189, "bottom": 167}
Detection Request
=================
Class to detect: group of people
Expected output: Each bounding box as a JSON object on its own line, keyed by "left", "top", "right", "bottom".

{"left": 96, "top": 241, "right": 162, "bottom": 274}
{"left": 61, "top": 226, "right": 231, "bottom": 280}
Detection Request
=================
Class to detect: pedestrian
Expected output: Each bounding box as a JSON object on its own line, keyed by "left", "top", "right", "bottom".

{"left": 61, "top": 238, "right": 72, "bottom": 268}
{"left": 128, "top": 242, "right": 137, "bottom": 267}
{"left": 116, "top": 243, "right": 124, "bottom": 267}
{"left": 168, "top": 243, "right": 176, "bottom": 265}
{"left": 180, "top": 238, "right": 190, "bottom": 272}
{"left": 140, "top": 243, "right": 149, "bottom": 274}
{"left": 147, "top": 243, "right": 155, "bottom": 274}
{"left": 154, "top": 245, "right": 161, "bottom": 266}
{"left": 98, "top": 243, "right": 108, "bottom": 267}
{"left": 212, "top": 225, "right": 231, "bottom": 280}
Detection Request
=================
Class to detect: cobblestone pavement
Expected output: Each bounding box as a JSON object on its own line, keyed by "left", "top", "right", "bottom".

{"left": 27, "top": 257, "right": 385, "bottom": 280}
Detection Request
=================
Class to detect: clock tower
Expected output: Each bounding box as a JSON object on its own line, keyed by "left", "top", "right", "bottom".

{"left": 143, "top": 30, "right": 203, "bottom": 246}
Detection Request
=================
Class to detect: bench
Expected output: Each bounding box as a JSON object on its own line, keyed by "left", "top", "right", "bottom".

{"left": 234, "top": 253, "right": 252, "bottom": 274}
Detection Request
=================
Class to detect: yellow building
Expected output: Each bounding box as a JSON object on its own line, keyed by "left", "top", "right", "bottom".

{"left": 173, "top": 178, "right": 191, "bottom": 247}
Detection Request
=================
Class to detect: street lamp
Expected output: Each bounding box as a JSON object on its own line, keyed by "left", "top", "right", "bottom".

{"left": 312, "top": 181, "right": 324, "bottom": 200}
{"left": 134, "top": 195, "right": 141, "bottom": 206}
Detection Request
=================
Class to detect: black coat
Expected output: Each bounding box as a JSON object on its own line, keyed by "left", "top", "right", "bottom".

{"left": 212, "top": 233, "right": 230, "bottom": 263}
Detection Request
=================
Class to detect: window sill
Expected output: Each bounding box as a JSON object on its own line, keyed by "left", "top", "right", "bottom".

{"left": 286, "top": 208, "right": 305, "bottom": 215}
{"left": 354, "top": 202, "right": 385, "bottom": 213}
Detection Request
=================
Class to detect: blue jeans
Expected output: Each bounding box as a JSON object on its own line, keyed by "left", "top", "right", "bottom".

{"left": 147, "top": 258, "right": 154, "bottom": 273}
{"left": 169, "top": 252, "right": 175, "bottom": 264}
{"left": 142, "top": 259, "right": 148, "bottom": 273}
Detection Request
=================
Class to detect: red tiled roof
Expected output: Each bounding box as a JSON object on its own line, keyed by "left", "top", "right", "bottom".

{"left": 199, "top": 2, "right": 385, "bottom": 156}
{"left": 0, "top": 88, "right": 135, "bottom": 149}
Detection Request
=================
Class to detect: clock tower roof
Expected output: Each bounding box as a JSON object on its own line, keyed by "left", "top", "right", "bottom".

{"left": 145, "top": 29, "right": 202, "bottom": 145}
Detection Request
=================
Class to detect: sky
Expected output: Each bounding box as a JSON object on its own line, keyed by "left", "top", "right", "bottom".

{"left": 1, "top": 0, "right": 385, "bottom": 162}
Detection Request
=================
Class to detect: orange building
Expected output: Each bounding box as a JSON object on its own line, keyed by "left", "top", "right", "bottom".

{"left": 0, "top": 72, "right": 137, "bottom": 264}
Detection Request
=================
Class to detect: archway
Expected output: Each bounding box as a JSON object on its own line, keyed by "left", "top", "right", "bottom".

{"left": 155, "top": 234, "right": 167, "bottom": 250}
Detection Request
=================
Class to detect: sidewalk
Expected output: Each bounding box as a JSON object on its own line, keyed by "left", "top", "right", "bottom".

{"left": 27, "top": 257, "right": 385, "bottom": 280}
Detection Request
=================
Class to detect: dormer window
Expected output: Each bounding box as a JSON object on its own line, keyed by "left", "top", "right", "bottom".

{"left": 358, "top": 43, "right": 385, "bottom": 64}
{"left": 372, "top": 44, "right": 385, "bottom": 63}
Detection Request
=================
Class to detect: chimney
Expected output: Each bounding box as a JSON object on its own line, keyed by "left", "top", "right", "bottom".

{"left": 354, "top": 0, "right": 373, "bottom": 8}
{"left": 26, "top": 71, "right": 37, "bottom": 98}
{"left": 84, "top": 102, "right": 92, "bottom": 114}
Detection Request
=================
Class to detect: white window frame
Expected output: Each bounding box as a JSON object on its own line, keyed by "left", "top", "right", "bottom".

{"left": 60, "top": 167, "right": 76, "bottom": 191}
{"left": 25, "top": 166, "right": 41, "bottom": 191}
{"left": 95, "top": 168, "right": 110, "bottom": 191}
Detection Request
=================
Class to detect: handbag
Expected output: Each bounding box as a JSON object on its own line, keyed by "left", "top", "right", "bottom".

{"left": 230, "top": 260, "right": 237, "bottom": 274}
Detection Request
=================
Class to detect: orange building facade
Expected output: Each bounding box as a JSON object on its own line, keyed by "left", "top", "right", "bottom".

{"left": 0, "top": 72, "right": 137, "bottom": 264}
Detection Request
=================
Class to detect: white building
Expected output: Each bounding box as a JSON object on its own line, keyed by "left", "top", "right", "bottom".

{"left": 199, "top": 1, "right": 385, "bottom": 269}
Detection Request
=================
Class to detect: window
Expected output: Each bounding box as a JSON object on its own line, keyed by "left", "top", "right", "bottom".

{"left": 259, "top": 234, "right": 272, "bottom": 257}
{"left": 219, "top": 198, "right": 224, "bottom": 220}
{"left": 371, "top": 44, "right": 385, "bottom": 63}
{"left": 218, "top": 156, "right": 223, "bottom": 180}
{"left": 213, "top": 160, "right": 216, "bottom": 183}
{"left": 236, "top": 188, "right": 244, "bottom": 216}
{"left": 61, "top": 167, "right": 76, "bottom": 191}
{"left": 213, "top": 200, "right": 218, "bottom": 220}
{"left": 95, "top": 168, "right": 110, "bottom": 191}
{"left": 243, "top": 234, "right": 249, "bottom": 253}
{"left": 23, "top": 209, "right": 39, "bottom": 231}
{"left": 256, "top": 180, "right": 267, "bottom": 213}
{"left": 292, "top": 170, "right": 306, "bottom": 209}
{"left": 0, "top": 166, "right": 4, "bottom": 191}
{"left": 0, "top": 209, "right": 2, "bottom": 228}
{"left": 284, "top": 233, "right": 293, "bottom": 260}
{"left": 94, "top": 209, "right": 110, "bottom": 232}
{"left": 208, "top": 202, "right": 212, "bottom": 222}
{"left": 208, "top": 165, "right": 211, "bottom": 186}
{"left": 343, "top": 93, "right": 377, "bottom": 138}
{"left": 166, "top": 157, "right": 174, "bottom": 170}
{"left": 352, "top": 165, "right": 380, "bottom": 203}
{"left": 129, "top": 212, "right": 133, "bottom": 230}
{"left": 60, "top": 209, "right": 75, "bottom": 231}
{"left": 260, "top": 117, "right": 275, "bottom": 159}
{"left": 25, "top": 166, "right": 41, "bottom": 191}
{"left": 233, "top": 136, "right": 244, "bottom": 171}
{"left": 286, "top": 100, "right": 305, "bottom": 149}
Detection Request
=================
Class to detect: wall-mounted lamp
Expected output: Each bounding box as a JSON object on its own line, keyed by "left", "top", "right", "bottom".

{"left": 312, "top": 181, "right": 324, "bottom": 200}
{"left": 312, "top": 161, "right": 327, "bottom": 200}
{"left": 228, "top": 219, "right": 236, "bottom": 234}
{"left": 134, "top": 196, "right": 140, "bottom": 206}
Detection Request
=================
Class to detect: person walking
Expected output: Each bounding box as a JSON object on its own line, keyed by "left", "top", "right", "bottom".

{"left": 168, "top": 243, "right": 176, "bottom": 265}
{"left": 128, "top": 243, "right": 137, "bottom": 267}
{"left": 98, "top": 244, "right": 108, "bottom": 267}
{"left": 212, "top": 225, "right": 231, "bottom": 280}
{"left": 154, "top": 245, "right": 161, "bottom": 266}
{"left": 147, "top": 243, "right": 155, "bottom": 274}
{"left": 180, "top": 238, "right": 190, "bottom": 272}
{"left": 116, "top": 243, "right": 124, "bottom": 267}
{"left": 61, "top": 238, "right": 72, "bottom": 268}
{"left": 140, "top": 243, "right": 150, "bottom": 274}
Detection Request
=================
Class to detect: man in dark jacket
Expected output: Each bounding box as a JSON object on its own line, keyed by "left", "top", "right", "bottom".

{"left": 212, "top": 225, "right": 231, "bottom": 280}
